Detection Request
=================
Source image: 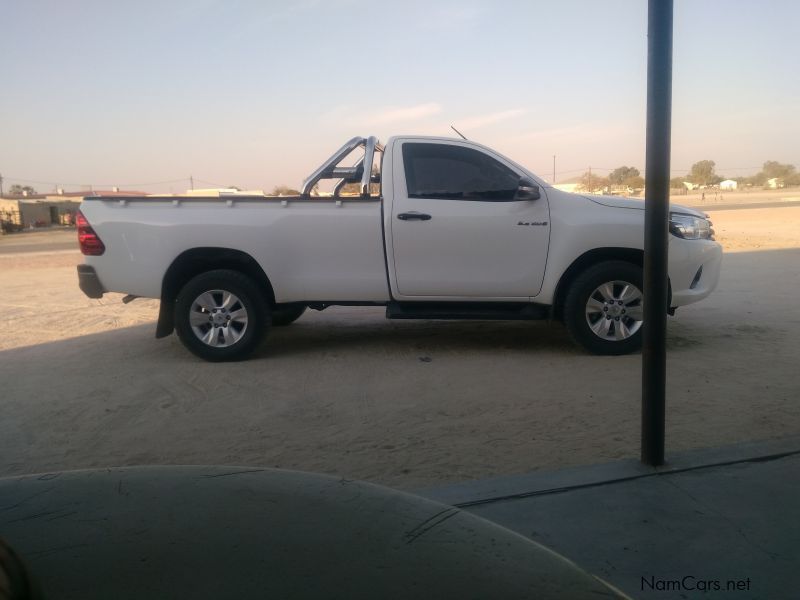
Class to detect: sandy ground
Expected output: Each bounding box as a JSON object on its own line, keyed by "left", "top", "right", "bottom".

{"left": 674, "top": 186, "right": 800, "bottom": 210}
{"left": 1, "top": 207, "right": 799, "bottom": 490}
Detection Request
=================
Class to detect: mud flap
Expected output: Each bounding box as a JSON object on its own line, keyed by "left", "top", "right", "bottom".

{"left": 155, "top": 298, "right": 175, "bottom": 338}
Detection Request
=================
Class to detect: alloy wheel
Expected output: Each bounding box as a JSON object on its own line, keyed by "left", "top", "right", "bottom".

{"left": 584, "top": 280, "right": 644, "bottom": 341}
{"left": 189, "top": 289, "right": 249, "bottom": 348}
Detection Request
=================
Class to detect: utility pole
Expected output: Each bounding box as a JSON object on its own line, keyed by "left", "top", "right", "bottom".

{"left": 552, "top": 155, "right": 556, "bottom": 184}
{"left": 190, "top": 175, "right": 194, "bottom": 191}
{"left": 0, "top": 173, "right": 4, "bottom": 198}
{"left": 589, "top": 166, "right": 592, "bottom": 192}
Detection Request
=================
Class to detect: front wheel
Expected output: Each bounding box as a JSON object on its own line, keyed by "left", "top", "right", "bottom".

{"left": 563, "top": 261, "right": 644, "bottom": 355}
{"left": 174, "top": 269, "right": 269, "bottom": 362}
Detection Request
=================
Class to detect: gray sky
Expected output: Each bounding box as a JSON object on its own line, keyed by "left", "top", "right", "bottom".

{"left": 1, "top": 0, "right": 798, "bottom": 192}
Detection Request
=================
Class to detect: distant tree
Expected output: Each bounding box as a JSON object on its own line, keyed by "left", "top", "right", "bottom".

{"left": 744, "top": 161, "right": 797, "bottom": 187}
{"left": 623, "top": 175, "right": 645, "bottom": 190}
{"left": 608, "top": 166, "right": 640, "bottom": 185}
{"left": 226, "top": 185, "right": 242, "bottom": 191}
{"left": 761, "top": 161, "right": 796, "bottom": 180}
{"left": 688, "top": 160, "right": 721, "bottom": 186}
{"left": 339, "top": 182, "right": 361, "bottom": 196}
{"left": 670, "top": 177, "right": 687, "bottom": 189}
{"left": 271, "top": 185, "right": 301, "bottom": 196}
{"left": 338, "top": 164, "right": 381, "bottom": 196}
{"left": 576, "top": 171, "right": 609, "bottom": 193}
{"left": 9, "top": 184, "right": 37, "bottom": 195}
{"left": 333, "top": 180, "right": 385, "bottom": 196}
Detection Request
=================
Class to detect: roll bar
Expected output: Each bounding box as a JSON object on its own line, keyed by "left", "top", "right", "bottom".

{"left": 301, "top": 136, "right": 383, "bottom": 197}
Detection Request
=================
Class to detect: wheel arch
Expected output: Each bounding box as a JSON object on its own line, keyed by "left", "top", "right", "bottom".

{"left": 551, "top": 247, "right": 645, "bottom": 322}
{"left": 156, "top": 247, "right": 275, "bottom": 338}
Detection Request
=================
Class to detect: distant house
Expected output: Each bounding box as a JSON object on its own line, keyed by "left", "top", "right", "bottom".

{"left": 0, "top": 189, "right": 146, "bottom": 230}
{"left": 609, "top": 185, "right": 632, "bottom": 196}
{"left": 720, "top": 180, "right": 737, "bottom": 190}
{"left": 682, "top": 181, "right": 697, "bottom": 191}
{"left": 766, "top": 178, "right": 784, "bottom": 189}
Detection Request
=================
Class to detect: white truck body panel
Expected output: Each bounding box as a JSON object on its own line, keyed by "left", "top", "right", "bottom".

{"left": 84, "top": 199, "right": 389, "bottom": 302}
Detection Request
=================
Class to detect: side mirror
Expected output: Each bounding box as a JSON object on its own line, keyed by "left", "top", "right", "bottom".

{"left": 516, "top": 177, "right": 541, "bottom": 201}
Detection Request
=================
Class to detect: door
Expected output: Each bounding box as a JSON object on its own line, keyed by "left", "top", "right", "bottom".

{"left": 389, "top": 140, "right": 550, "bottom": 299}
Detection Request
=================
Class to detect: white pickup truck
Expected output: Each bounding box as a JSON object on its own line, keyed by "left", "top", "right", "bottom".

{"left": 77, "top": 135, "right": 722, "bottom": 361}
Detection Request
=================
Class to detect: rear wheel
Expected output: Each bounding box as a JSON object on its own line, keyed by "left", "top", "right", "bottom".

{"left": 564, "top": 261, "right": 644, "bottom": 355}
{"left": 271, "top": 304, "right": 306, "bottom": 326}
{"left": 174, "top": 269, "right": 269, "bottom": 361}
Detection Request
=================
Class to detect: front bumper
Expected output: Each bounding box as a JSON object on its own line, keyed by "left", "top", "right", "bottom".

{"left": 669, "top": 238, "right": 723, "bottom": 307}
{"left": 77, "top": 264, "right": 105, "bottom": 299}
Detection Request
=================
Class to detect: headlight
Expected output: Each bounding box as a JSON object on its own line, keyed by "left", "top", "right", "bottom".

{"left": 669, "top": 212, "right": 714, "bottom": 240}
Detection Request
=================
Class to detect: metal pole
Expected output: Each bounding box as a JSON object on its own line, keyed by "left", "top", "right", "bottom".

{"left": 642, "top": 0, "right": 673, "bottom": 466}
{"left": 552, "top": 155, "right": 556, "bottom": 184}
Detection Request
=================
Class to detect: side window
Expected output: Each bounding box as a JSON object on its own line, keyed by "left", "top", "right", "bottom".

{"left": 402, "top": 143, "right": 520, "bottom": 201}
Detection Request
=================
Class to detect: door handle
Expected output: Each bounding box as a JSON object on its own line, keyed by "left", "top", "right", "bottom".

{"left": 397, "top": 212, "right": 432, "bottom": 221}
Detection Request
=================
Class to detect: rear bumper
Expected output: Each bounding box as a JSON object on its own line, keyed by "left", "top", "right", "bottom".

{"left": 77, "top": 264, "right": 105, "bottom": 299}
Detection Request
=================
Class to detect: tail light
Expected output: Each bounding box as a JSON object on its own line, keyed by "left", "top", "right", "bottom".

{"left": 76, "top": 210, "right": 106, "bottom": 255}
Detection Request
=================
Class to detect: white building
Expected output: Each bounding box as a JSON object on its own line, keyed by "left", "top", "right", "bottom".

{"left": 766, "top": 178, "right": 784, "bottom": 189}
{"left": 720, "top": 180, "right": 737, "bottom": 190}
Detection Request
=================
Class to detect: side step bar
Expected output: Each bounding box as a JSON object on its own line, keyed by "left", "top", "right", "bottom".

{"left": 386, "top": 301, "right": 549, "bottom": 321}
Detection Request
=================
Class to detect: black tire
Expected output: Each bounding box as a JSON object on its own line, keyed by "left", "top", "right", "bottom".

{"left": 271, "top": 304, "right": 307, "bottom": 326}
{"left": 174, "top": 269, "right": 270, "bottom": 362}
{"left": 563, "top": 260, "right": 644, "bottom": 356}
